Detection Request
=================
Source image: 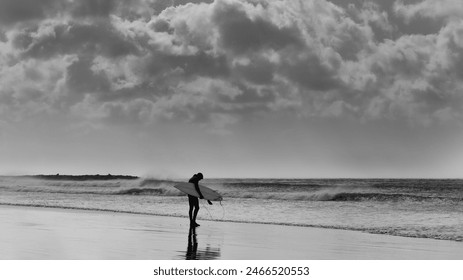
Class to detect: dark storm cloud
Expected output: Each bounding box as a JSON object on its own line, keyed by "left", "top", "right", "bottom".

{"left": 21, "top": 21, "right": 140, "bottom": 59}
{"left": 144, "top": 51, "right": 230, "bottom": 78}
{"left": 283, "top": 55, "right": 342, "bottom": 91}
{"left": 1, "top": 0, "right": 463, "bottom": 130}
{"left": 329, "top": 0, "right": 445, "bottom": 37}
{"left": 212, "top": 0, "right": 302, "bottom": 54}
{"left": 66, "top": 56, "right": 111, "bottom": 98}
{"left": 234, "top": 57, "right": 275, "bottom": 85}
{"left": 0, "top": 0, "right": 57, "bottom": 25}
{"left": 70, "top": 0, "right": 117, "bottom": 18}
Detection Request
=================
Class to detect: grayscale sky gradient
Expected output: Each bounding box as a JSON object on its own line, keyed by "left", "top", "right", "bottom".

{"left": 1, "top": 0, "right": 462, "bottom": 178}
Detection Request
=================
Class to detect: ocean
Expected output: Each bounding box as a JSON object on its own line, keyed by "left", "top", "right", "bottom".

{"left": 0, "top": 176, "right": 462, "bottom": 242}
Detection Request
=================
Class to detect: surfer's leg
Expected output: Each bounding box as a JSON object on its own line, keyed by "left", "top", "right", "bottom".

{"left": 192, "top": 197, "right": 200, "bottom": 226}
{"left": 188, "top": 195, "right": 195, "bottom": 223}
{"left": 189, "top": 205, "right": 194, "bottom": 223}
{"left": 192, "top": 210, "right": 200, "bottom": 226}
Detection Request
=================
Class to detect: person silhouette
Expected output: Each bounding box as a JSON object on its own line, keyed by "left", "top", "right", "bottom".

{"left": 188, "top": 172, "right": 212, "bottom": 227}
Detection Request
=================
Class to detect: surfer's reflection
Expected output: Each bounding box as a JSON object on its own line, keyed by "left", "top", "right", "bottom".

{"left": 184, "top": 226, "right": 221, "bottom": 260}
{"left": 186, "top": 226, "right": 198, "bottom": 260}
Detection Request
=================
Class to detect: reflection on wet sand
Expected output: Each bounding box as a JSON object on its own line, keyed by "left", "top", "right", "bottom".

{"left": 181, "top": 226, "right": 221, "bottom": 260}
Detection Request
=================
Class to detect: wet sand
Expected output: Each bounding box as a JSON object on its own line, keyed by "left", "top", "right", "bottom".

{"left": 1, "top": 205, "right": 462, "bottom": 260}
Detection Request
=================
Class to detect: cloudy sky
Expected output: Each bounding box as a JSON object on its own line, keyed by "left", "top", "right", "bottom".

{"left": 1, "top": 0, "right": 462, "bottom": 178}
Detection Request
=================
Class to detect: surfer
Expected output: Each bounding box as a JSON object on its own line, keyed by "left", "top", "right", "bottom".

{"left": 188, "top": 172, "right": 212, "bottom": 227}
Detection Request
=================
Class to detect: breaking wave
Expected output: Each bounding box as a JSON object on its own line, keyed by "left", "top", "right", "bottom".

{"left": 0, "top": 176, "right": 460, "bottom": 203}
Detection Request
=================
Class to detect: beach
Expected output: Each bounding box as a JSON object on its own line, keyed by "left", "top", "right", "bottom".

{"left": 1, "top": 205, "right": 462, "bottom": 260}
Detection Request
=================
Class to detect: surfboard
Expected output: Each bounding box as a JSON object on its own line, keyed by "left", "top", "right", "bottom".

{"left": 174, "top": 182, "right": 223, "bottom": 201}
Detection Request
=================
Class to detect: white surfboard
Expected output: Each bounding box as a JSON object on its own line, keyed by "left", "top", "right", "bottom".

{"left": 174, "top": 182, "right": 223, "bottom": 201}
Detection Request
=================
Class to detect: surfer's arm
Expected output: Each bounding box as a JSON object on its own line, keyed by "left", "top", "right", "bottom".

{"left": 194, "top": 183, "right": 204, "bottom": 199}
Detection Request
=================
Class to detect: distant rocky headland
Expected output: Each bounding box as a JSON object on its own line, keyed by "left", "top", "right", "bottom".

{"left": 30, "top": 174, "right": 139, "bottom": 181}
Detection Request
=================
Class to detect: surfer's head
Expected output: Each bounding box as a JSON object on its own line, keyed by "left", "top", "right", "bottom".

{"left": 196, "top": 173, "right": 203, "bottom": 180}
